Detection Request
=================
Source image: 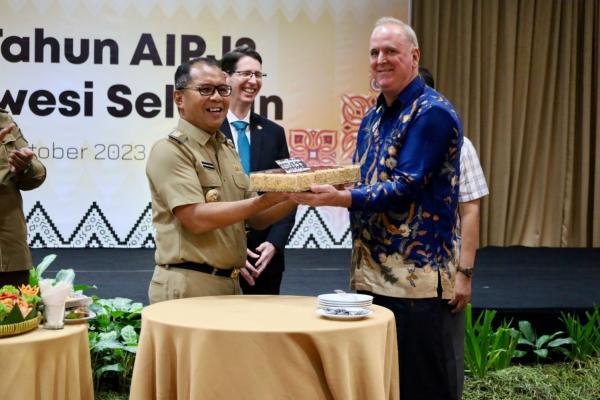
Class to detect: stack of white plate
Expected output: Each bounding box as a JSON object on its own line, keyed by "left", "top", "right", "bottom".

{"left": 317, "top": 293, "right": 373, "bottom": 308}
{"left": 316, "top": 293, "right": 374, "bottom": 320}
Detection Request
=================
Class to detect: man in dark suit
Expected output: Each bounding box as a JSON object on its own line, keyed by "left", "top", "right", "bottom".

{"left": 220, "top": 46, "right": 296, "bottom": 294}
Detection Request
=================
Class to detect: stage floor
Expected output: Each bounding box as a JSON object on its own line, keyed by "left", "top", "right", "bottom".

{"left": 30, "top": 246, "right": 600, "bottom": 331}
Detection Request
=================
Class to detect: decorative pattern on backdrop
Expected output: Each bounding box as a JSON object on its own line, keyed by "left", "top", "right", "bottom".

{"left": 27, "top": 202, "right": 155, "bottom": 248}
{"left": 288, "top": 129, "right": 337, "bottom": 166}
{"left": 25, "top": 202, "right": 351, "bottom": 248}
{"left": 340, "top": 94, "right": 377, "bottom": 162}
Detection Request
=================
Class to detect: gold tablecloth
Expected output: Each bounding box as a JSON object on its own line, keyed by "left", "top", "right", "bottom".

{"left": 130, "top": 295, "right": 399, "bottom": 400}
{"left": 0, "top": 324, "right": 94, "bottom": 400}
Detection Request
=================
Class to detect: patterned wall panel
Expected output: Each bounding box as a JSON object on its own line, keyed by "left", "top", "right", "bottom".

{"left": 340, "top": 94, "right": 377, "bottom": 162}
{"left": 286, "top": 206, "right": 352, "bottom": 248}
{"left": 27, "top": 202, "right": 155, "bottom": 248}
{"left": 25, "top": 202, "right": 350, "bottom": 249}
{"left": 288, "top": 129, "right": 338, "bottom": 166}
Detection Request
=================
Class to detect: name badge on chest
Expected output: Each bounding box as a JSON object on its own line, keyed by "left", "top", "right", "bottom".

{"left": 201, "top": 161, "right": 215, "bottom": 170}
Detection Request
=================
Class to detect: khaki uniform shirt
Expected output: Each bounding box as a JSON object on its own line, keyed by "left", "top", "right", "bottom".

{"left": 0, "top": 110, "right": 46, "bottom": 272}
{"left": 146, "top": 118, "right": 253, "bottom": 269}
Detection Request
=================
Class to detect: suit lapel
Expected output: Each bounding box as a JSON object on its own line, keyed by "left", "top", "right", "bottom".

{"left": 220, "top": 118, "right": 233, "bottom": 141}
{"left": 249, "top": 113, "right": 263, "bottom": 172}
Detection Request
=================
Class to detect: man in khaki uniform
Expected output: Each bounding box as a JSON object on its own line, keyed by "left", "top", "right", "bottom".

{"left": 0, "top": 109, "right": 46, "bottom": 286}
{"left": 146, "top": 57, "right": 295, "bottom": 303}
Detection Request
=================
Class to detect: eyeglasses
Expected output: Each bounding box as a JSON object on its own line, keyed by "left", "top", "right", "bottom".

{"left": 183, "top": 85, "right": 232, "bottom": 97}
{"left": 233, "top": 70, "right": 267, "bottom": 80}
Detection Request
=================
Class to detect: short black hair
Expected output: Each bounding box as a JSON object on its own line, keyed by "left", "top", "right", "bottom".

{"left": 174, "top": 57, "right": 220, "bottom": 90}
{"left": 220, "top": 45, "right": 262, "bottom": 75}
{"left": 419, "top": 67, "right": 435, "bottom": 89}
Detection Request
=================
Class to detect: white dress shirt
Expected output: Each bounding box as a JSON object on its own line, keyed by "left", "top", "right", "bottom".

{"left": 227, "top": 110, "right": 251, "bottom": 151}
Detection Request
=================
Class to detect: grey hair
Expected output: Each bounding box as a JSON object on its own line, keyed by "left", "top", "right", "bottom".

{"left": 374, "top": 17, "right": 419, "bottom": 48}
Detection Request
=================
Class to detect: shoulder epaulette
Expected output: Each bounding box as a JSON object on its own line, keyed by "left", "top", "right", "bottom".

{"left": 168, "top": 131, "right": 188, "bottom": 144}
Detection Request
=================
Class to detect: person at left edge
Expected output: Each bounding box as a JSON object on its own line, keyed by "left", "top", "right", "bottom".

{"left": 220, "top": 45, "right": 296, "bottom": 295}
{"left": 0, "top": 109, "right": 47, "bottom": 287}
{"left": 145, "top": 57, "right": 296, "bottom": 303}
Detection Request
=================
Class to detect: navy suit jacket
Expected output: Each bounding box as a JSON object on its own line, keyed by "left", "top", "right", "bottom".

{"left": 221, "top": 113, "right": 296, "bottom": 274}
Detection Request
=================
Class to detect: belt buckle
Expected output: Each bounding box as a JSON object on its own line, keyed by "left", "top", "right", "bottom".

{"left": 230, "top": 268, "right": 240, "bottom": 279}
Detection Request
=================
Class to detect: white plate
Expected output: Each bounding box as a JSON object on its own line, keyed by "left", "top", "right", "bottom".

{"left": 318, "top": 293, "right": 374, "bottom": 303}
{"left": 316, "top": 307, "right": 373, "bottom": 321}
{"left": 64, "top": 310, "right": 96, "bottom": 324}
{"left": 319, "top": 305, "right": 372, "bottom": 310}
{"left": 65, "top": 293, "right": 92, "bottom": 309}
{"left": 319, "top": 301, "right": 372, "bottom": 307}
{"left": 318, "top": 302, "right": 372, "bottom": 308}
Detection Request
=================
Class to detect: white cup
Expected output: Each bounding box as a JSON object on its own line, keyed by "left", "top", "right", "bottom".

{"left": 43, "top": 303, "right": 66, "bottom": 329}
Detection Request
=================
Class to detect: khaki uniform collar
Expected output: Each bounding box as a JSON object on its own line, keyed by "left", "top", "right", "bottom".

{"left": 176, "top": 118, "right": 227, "bottom": 146}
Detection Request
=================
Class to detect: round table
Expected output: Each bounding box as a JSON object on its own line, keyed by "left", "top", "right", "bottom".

{"left": 0, "top": 324, "right": 94, "bottom": 400}
{"left": 130, "top": 295, "right": 399, "bottom": 400}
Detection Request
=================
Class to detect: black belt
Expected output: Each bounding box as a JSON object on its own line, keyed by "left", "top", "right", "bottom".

{"left": 161, "top": 262, "right": 240, "bottom": 279}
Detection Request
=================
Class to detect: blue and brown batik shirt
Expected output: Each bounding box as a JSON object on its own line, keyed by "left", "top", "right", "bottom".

{"left": 349, "top": 76, "right": 463, "bottom": 299}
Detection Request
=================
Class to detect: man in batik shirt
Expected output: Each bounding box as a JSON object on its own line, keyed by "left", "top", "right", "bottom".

{"left": 292, "top": 17, "right": 463, "bottom": 400}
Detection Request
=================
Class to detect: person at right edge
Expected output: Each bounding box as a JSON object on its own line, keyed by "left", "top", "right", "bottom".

{"left": 420, "top": 66, "right": 490, "bottom": 399}
{"left": 290, "top": 17, "right": 464, "bottom": 400}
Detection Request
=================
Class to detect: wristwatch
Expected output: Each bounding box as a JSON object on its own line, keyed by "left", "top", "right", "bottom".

{"left": 20, "top": 161, "right": 33, "bottom": 175}
{"left": 456, "top": 265, "right": 474, "bottom": 278}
